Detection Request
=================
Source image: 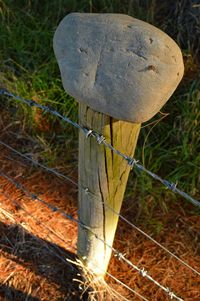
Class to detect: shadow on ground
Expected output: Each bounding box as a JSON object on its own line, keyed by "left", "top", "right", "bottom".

{"left": 0, "top": 222, "right": 87, "bottom": 301}
{"left": 0, "top": 284, "right": 40, "bottom": 301}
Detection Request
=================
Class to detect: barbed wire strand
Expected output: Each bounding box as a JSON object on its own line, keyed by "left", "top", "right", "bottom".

{"left": 0, "top": 140, "right": 77, "bottom": 187}
{"left": 0, "top": 203, "right": 131, "bottom": 301}
{"left": 0, "top": 185, "right": 77, "bottom": 252}
{"left": 87, "top": 180, "right": 200, "bottom": 275}
{"left": 1, "top": 140, "right": 199, "bottom": 277}
{"left": 0, "top": 191, "right": 148, "bottom": 301}
{"left": 0, "top": 201, "right": 76, "bottom": 269}
{"left": 102, "top": 271, "right": 149, "bottom": 301}
{"left": 0, "top": 89, "right": 199, "bottom": 208}
{"left": 0, "top": 170, "right": 184, "bottom": 301}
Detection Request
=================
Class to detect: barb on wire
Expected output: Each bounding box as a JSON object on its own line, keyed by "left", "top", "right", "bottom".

{"left": 0, "top": 89, "right": 199, "bottom": 208}
{"left": 0, "top": 191, "right": 148, "bottom": 301}
{"left": 105, "top": 270, "right": 149, "bottom": 301}
{"left": 1, "top": 141, "right": 199, "bottom": 278}
{"left": 0, "top": 170, "right": 184, "bottom": 301}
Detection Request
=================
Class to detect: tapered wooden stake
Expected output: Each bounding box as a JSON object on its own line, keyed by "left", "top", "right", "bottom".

{"left": 78, "top": 103, "right": 141, "bottom": 277}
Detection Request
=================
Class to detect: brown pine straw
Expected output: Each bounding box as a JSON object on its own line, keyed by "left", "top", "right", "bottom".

{"left": 0, "top": 135, "right": 200, "bottom": 300}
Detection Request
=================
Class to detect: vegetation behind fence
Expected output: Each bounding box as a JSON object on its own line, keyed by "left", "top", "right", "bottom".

{"left": 1, "top": 0, "right": 199, "bottom": 205}
{"left": 0, "top": 1, "right": 199, "bottom": 300}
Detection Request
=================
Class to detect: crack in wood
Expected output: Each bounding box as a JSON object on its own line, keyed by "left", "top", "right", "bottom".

{"left": 78, "top": 103, "right": 141, "bottom": 276}
{"left": 98, "top": 166, "right": 107, "bottom": 258}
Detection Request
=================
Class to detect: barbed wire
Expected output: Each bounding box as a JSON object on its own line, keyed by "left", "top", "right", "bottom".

{"left": 0, "top": 185, "right": 77, "bottom": 252}
{"left": 0, "top": 188, "right": 148, "bottom": 301}
{"left": 0, "top": 170, "right": 184, "bottom": 301}
{"left": 0, "top": 89, "right": 199, "bottom": 209}
{"left": 1, "top": 140, "right": 199, "bottom": 277}
{"left": 102, "top": 270, "right": 149, "bottom": 301}
{"left": 0, "top": 203, "right": 76, "bottom": 270}
{"left": 0, "top": 140, "right": 78, "bottom": 187}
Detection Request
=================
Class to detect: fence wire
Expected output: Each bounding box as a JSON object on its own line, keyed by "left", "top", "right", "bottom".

{"left": 0, "top": 185, "right": 76, "bottom": 253}
{"left": 0, "top": 186, "right": 149, "bottom": 301}
{"left": 0, "top": 89, "right": 199, "bottom": 209}
{"left": 0, "top": 140, "right": 78, "bottom": 186}
{"left": 0, "top": 140, "right": 199, "bottom": 278}
{"left": 0, "top": 170, "right": 184, "bottom": 301}
{"left": 1, "top": 89, "right": 199, "bottom": 300}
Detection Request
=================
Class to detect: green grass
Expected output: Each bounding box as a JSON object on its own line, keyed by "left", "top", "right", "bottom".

{"left": 0, "top": 0, "right": 199, "bottom": 218}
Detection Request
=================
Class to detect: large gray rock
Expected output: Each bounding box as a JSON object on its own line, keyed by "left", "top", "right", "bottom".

{"left": 53, "top": 13, "right": 184, "bottom": 123}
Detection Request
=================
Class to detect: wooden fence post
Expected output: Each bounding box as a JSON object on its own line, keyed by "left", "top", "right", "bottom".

{"left": 78, "top": 103, "right": 141, "bottom": 277}
{"left": 53, "top": 13, "right": 184, "bottom": 278}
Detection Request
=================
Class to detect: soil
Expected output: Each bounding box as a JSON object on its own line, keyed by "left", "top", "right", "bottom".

{"left": 0, "top": 110, "right": 200, "bottom": 301}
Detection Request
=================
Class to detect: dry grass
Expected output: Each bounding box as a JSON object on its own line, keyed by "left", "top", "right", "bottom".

{"left": 0, "top": 112, "right": 200, "bottom": 301}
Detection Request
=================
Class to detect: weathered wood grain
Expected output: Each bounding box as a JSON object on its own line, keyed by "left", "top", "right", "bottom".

{"left": 78, "top": 103, "right": 141, "bottom": 277}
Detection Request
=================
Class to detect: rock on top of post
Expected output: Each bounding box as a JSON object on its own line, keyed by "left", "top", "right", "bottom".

{"left": 53, "top": 13, "right": 184, "bottom": 123}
